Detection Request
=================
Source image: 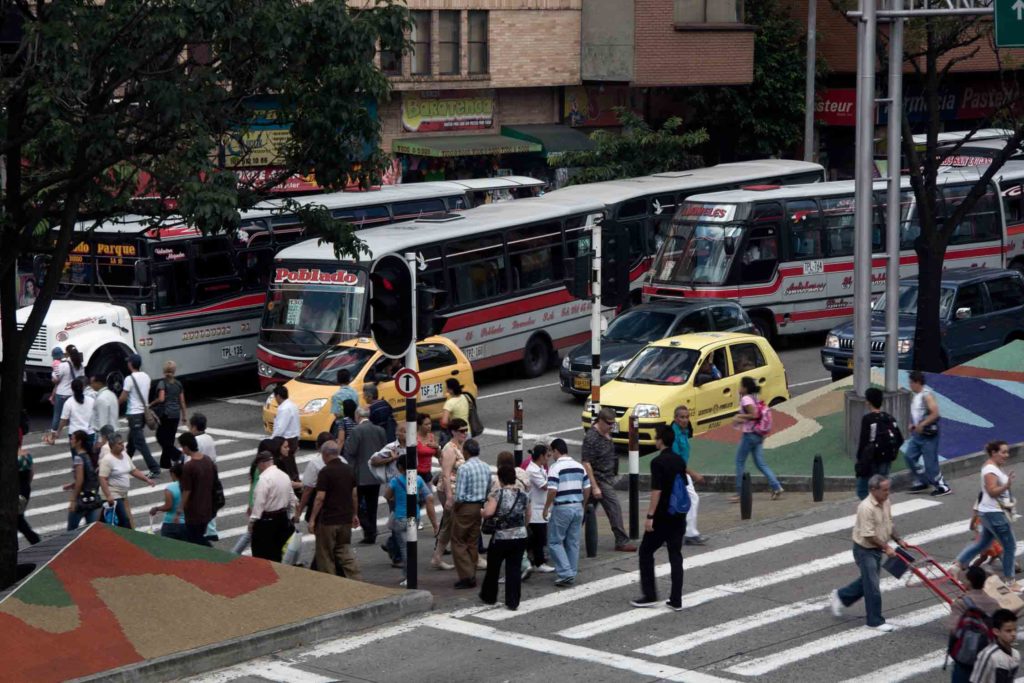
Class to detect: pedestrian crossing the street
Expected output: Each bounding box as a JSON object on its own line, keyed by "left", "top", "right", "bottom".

{"left": 188, "top": 492, "right": 1014, "bottom": 683}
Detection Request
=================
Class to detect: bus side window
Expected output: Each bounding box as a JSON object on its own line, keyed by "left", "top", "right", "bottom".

{"left": 943, "top": 184, "right": 1000, "bottom": 244}
{"left": 1004, "top": 185, "right": 1023, "bottom": 224}
{"left": 445, "top": 234, "right": 509, "bottom": 306}
{"left": 154, "top": 260, "right": 192, "bottom": 308}
{"left": 508, "top": 223, "right": 563, "bottom": 291}
{"left": 418, "top": 246, "right": 449, "bottom": 310}
{"left": 238, "top": 248, "right": 274, "bottom": 291}
{"left": 821, "top": 196, "right": 856, "bottom": 257}
{"left": 899, "top": 190, "right": 920, "bottom": 249}
{"left": 393, "top": 198, "right": 447, "bottom": 221}
{"left": 739, "top": 227, "right": 778, "bottom": 284}
{"left": 193, "top": 237, "right": 242, "bottom": 303}
{"left": 785, "top": 199, "right": 823, "bottom": 259}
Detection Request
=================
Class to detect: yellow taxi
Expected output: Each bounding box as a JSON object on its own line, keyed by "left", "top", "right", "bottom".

{"left": 581, "top": 332, "right": 789, "bottom": 447}
{"left": 263, "top": 336, "right": 477, "bottom": 441}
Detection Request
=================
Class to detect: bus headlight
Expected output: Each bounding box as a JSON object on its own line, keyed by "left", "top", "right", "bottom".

{"left": 897, "top": 338, "right": 913, "bottom": 354}
{"left": 633, "top": 404, "right": 660, "bottom": 419}
{"left": 258, "top": 361, "right": 273, "bottom": 377}
{"left": 825, "top": 334, "right": 840, "bottom": 349}
{"left": 301, "top": 398, "right": 328, "bottom": 414}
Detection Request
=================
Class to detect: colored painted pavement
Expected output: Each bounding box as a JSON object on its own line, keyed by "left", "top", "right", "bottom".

{"left": 0, "top": 524, "right": 398, "bottom": 683}
{"left": 641, "top": 341, "right": 1024, "bottom": 477}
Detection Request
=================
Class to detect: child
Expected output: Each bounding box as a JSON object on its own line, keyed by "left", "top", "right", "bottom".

{"left": 44, "top": 346, "right": 63, "bottom": 445}
{"left": 971, "top": 609, "right": 1020, "bottom": 683}
{"left": 383, "top": 459, "right": 437, "bottom": 586}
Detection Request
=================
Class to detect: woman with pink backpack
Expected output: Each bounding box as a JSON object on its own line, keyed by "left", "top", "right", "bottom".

{"left": 730, "top": 376, "right": 784, "bottom": 502}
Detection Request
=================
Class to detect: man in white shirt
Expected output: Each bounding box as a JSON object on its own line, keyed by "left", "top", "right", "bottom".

{"left": 525, "top": 443, "right": 555, "bottom": 572}
{"left": 271, "top": 385, "right": 301, "bottom": 456}
{"left": 118, "top": 354, "right": 160, "bottom": 478}
{"left": 249, "top": 450, "right": 298, "bottom": 562}
{"left": 90, "top": 373, "right": 120, "bottom": 434}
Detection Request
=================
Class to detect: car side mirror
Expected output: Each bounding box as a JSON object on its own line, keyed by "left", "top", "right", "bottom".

{"left": 694, "top": 375, "right": 706, "bottom": 388}
{"left": 955, "top": 307, "right": 972, "bottom": 320}
{"left": 724, "top": 237, "right": 736, "bottom": 256}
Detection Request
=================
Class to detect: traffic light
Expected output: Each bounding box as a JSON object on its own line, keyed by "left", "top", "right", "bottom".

{"left": 563, "top": 254, "right": 591, "bottom": 300}
{"left": 417, "top": 285, "right": 447, "bottom": 339}
{"left": 369, "top": 254, "right": 413, "bottom": 358}
{"left": 602, "top": 223, "right": 632, "bottom": 308}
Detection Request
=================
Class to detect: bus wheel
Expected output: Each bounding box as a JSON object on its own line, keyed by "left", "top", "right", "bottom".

{"left": 522, "top": 335, "right": 551, "bottom": 378}
{"left": 87, "top": 347, "right": 128, "bottom": 383}
{"left": 751, "top": 314, "right": 775, "bottom": 343}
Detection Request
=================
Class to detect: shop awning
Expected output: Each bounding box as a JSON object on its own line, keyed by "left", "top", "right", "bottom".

{"left": 501, "top": 124, "right": 596, "bottom": 154}
{"left": 391, "top": 134, "right": 542, "bottom": 158}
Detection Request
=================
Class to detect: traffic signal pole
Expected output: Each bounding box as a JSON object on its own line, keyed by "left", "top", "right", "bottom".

{"left": 404, "top": 251, "right": 419, "bottom": 590}
{"left": 589, "top": 219, "right": 603, "bottom": 421}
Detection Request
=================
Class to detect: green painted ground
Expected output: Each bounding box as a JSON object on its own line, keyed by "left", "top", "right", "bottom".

{"left": 14, "top": 567, "right": 75, "bottom": 607}
{"left": 111, "top": 525, "right": 236, "bottom": 563}
{"left": 956, "top": 340, "right": 1024, "bottom": 372}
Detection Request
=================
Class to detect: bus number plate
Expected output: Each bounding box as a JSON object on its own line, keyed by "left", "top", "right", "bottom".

{"left": 464, "top": 345, "right": 484, "bottom": 360}
{"left": 802, "top": 260, "right": 824, "bottom": 275}
{"left": 221, "top": 344, "right": 245, "bottom": 359}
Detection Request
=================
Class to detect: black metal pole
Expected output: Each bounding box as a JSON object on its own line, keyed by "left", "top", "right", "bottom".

{"left": 740, "top": 472, "right": 752, "bottom": 520}
{"left": 812, "top": 454, "right": 825, "bottom": 502}
{"left": 405, "top": 399, "right": 417, "bottom": 588}
{"left": 628, "top": 416, "right": 639, "bottom": 540}
{"left": 513, "top": 399, "right": 524, "bottom": 467}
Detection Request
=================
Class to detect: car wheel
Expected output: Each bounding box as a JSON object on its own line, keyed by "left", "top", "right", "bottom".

{"left": 521, "top": 335, "right": 551, "bottom": 378}
{"left": 87, "top": 347, "right": 129, "bottom": 389}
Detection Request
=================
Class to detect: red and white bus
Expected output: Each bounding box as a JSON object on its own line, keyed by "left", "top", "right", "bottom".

{"left": 256, "top": 196, "right": 606, "bottom": 388}
{"left": 544, "top": 160, "right": 825, "bottom": 301}
{"left": 643, "top": 162, "right": 1024, "bottom": 340}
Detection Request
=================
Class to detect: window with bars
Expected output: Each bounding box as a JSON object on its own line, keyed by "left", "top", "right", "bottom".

{"left": 468, "top": 11, "right": 488, "bottom": 74}
{"left": 438, "top": 11, "right": 460, "bottom": 75}
{"left": 411, "top": 11, "right": 431, "bottom": 75}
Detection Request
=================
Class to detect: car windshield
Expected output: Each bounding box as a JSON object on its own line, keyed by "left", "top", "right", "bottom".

{"left": 651, "top": 220, "right": 743, "bottom": 286}
{"left": 604, "top": 310, "right": 677, "bottom": 343}
{"left": 298, "top": 346, "right": 375, "bottom": 385}
{"left": 618, "top": 346, "right": 700, "bottom": 386}
{"left": 872, "top": 285, "right": 956, "bottom": 318}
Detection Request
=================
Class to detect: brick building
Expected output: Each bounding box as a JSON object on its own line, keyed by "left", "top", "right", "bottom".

{"left": 376, "top": 0, "right": 592, "bottom": 183}
{"left": 781, "top": 0, "right": 1024, "bottom": 177}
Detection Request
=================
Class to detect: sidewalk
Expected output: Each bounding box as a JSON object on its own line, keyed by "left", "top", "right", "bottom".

{"left": 640, "top": 341, "right": 1024, "bottom": 487}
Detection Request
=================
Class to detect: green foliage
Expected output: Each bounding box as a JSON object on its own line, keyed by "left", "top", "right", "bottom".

{"left": 687, "top": 0, "right": 813, "bottom": 158}
{"left": 549, "top": 109, "right": 707, "bottom": 185}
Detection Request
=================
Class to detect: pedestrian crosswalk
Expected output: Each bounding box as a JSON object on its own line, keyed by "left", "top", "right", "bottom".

{"left": 189, "top": 490, "right": 1014, "bottom": 683}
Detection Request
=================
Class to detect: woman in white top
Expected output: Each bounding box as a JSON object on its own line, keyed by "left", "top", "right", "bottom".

{"left": 48, "top": 346, "right": 85, "bottom": 442}
{"left": 955, "top": 440, "right": 1019, "bottom": 589}
{"left": 57, "top": 378, "right": 96, "bottom": 456}
{"left": 99, "top": 433, "right": 154, "bottom": 529}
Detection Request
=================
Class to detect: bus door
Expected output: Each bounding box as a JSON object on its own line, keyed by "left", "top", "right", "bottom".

{"left": 736, "top": 202, "right": 783, "bottom": 287}
{"left": 615, "top": 198, "right": 650, "bottom": 278}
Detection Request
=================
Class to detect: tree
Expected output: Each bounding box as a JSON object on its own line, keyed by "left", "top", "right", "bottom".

{"left": 0, "top": 0, "right": 409, "bottom": 589}
{"left": 548, "top": 108, "right": 708, "bottom": 185}
{"left": 688, "top": 0, "right": 817, "bottom": 161}
{"left": 825, "top": 1, "right": 1023, "bottom": 371}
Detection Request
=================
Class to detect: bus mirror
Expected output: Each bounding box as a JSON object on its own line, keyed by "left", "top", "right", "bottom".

{"left": 134, "top": 261, "right": 151, "bottom": 287}
{"left": 32, "top": 253, "right": 49, "bottom": 281}
{"left": 564, "top": 256, "right": 591, "bottom": 300}
{"left": 724, "top": 237, "right": 736, "bottom": 256}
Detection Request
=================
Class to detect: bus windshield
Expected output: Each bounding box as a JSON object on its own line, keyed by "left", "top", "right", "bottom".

{"left": 261, "top": 265, "right": 367, "bottom": 352}
{"left": 299, "top": 345, "right": 376, "bottom": 385}
{"left": 618, "top": 346, "right": 700, "bottom": 385}
{"left": 651, "top": 221, "right": 743, "bottom": 286}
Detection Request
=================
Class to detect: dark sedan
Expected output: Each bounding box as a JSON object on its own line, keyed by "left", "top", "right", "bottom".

{"left": 559, "top": 300, "right": 756, "bottom": 398}
{"left": 821, "top": 268, "right": 1024, "bottom": 380}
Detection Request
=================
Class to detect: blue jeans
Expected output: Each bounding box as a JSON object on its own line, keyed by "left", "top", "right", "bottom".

{"left": 837, "top": 543, "right": 885, "bottom": 626}
{"left": 103, "top": 499, "right": 131, "bottom": 529}
{"left": 127, "top": 413, "right": 160, "bottom": 475}
{"left": 957, "top": 511, "right": 1017, "bottom": 579}
{"left": 904, "top": 433, "right": 945, "bottom": 489}
{"left": 51, "top": 394, "right": 69, "bottom": 432}
{"left": 856, "top": 461, "right": 892, "bottom": 500}
{"left": 547, "top": 504, "right": 583, "bottom": 581}
{"left": 67, "top": 505, "right": 101, "bottom": 530}
{"left": 734, "top": 432, "right": 781, "bottom": 494}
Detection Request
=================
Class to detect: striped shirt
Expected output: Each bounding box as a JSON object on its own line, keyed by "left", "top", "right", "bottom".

{"left": 547, "top": 455, "right": 591, "bottom": 505}
{"left": 970, "top": 643, "right": 1019, "bottom": 683}
{"left": 455, "top": 457, "right": 491, "bottom": 503}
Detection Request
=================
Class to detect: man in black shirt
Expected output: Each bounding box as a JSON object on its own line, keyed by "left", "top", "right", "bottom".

{"left": 854, "top": 387, "right": 903, "bottom": 500}
{"left": 631, "top": 424, "right": 688, "bottom": 610}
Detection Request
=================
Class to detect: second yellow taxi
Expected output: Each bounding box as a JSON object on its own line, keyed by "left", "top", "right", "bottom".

{"left": 263, "top": 336, "right": 478, "bottom": 440}
{"left": 581, "top": 332, "right": 789, "bottom": 448}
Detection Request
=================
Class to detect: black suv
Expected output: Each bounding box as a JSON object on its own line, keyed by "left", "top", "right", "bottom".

{"left": 559, "top": 300, "right": 755, "bottom": 398}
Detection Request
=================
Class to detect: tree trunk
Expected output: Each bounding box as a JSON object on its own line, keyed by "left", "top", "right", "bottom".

{"left": 913, "top": 240, "right": 947, "bottom": 373}
{"left": 0, "top": 271, "right": 26, "bottom": 590}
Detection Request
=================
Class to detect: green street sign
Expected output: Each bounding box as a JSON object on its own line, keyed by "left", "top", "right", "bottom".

{"left": 995, "top": 0, "right": 1024, "bottom": 48}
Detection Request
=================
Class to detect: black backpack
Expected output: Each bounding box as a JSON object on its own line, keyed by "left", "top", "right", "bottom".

{"left": 211, "top": 464, "right": 225, "bottom": 512}
{"left": 870, "top": 412, "right": 904, "bottom": 463}
{"left": 946, "top": 597, "right": 993, "bottom": 669}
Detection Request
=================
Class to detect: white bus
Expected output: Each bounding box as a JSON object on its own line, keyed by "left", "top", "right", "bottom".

{"left": 643, "top": 163, "right": 1024, "bottom": 340}
{"left": 257, "top": 196, "right": 606, "bottom": 387}
{"left": 544, "top": 160, "right": 825, "bottom": 301}
{"left": 12, "top": 178, "right": 545, "bottom": 386}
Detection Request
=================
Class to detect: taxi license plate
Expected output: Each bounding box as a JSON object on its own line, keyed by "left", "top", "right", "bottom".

{"left": 573, "top": 376, "right": 591, "bottom": 391}
{"left": 845, "top": 358, "right": 855, "bottom": 369}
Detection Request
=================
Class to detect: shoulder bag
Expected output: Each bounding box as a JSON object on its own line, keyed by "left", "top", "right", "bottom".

{"left": 466, "top": 394, "right": 484, "bottom": 438}
{"left": 76, "top": 455, "right": 102, "bottom": 511}
{"left": 131, "top": 373, "right": 161, "bottom": 431}
{"left": 481, "top": 490, "right": 502, "bottom": 535}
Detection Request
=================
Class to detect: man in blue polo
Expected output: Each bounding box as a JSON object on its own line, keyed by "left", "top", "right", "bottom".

{"left": 671, "top": 405, "right": 707, "bottom": 546}
{"left": 543, "top": 438, "right": 591, "bottom": 587}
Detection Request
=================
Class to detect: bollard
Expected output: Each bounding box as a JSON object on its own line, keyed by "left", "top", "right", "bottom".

{"left": 513, "top": 399, "right": 524, "bottom": 467}
{"left": 628, "top": 416, "right": 640, "bottom": 540}
{"left": 812, "top": 454, "right": 825, "bottom": 502}
{"left": 585, "top": 502, "right": 599, "bottom": 557}
{"left": 740, "top": 472, "right": 752, "bottom": 520}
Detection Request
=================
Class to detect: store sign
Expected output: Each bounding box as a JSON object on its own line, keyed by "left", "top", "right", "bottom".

{"left": 814, "top": 89, "right": 856, "bottom": 126}
{"left": 563, "top": 85, "right": 638, "bottom": 127}
{"left": 402, "top": 90, "right": 494, "bottom": 133}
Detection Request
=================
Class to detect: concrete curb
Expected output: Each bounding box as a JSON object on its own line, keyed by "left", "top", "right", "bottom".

{"left": 613, "top": 442, "right": 1024, "bottom": 493}
{"left": 72, "top": 589, "right": 434, "bottom": 683}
